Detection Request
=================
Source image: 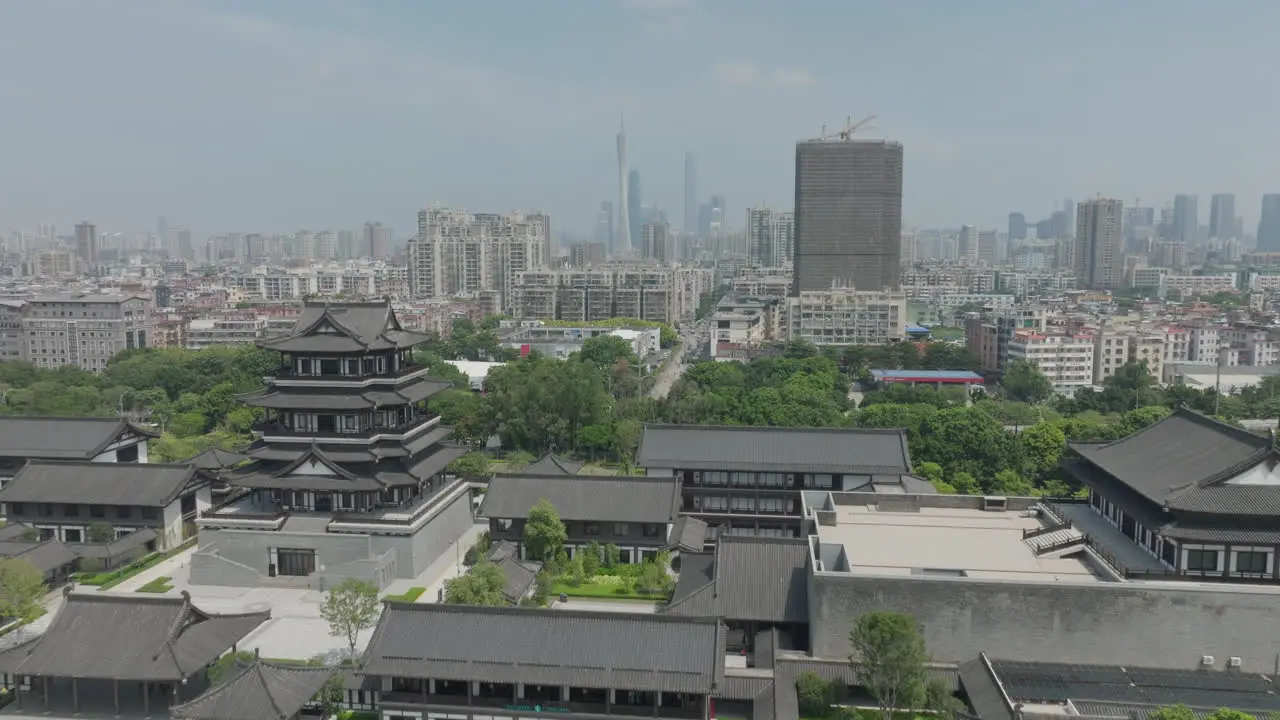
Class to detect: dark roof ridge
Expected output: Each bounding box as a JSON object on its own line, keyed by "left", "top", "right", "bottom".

{"left": 64, "top": 590, "right": 185, "bottom": 606}
{"left": 254, "top": 662, "right": 289, "bottom": 720}
{"left": 1193, "top": 446, "right": 1275, "bottom": 488}
{"left": 718, "top": 535, "right": 809, "bottom": 546}
{"left": 381, "top": 599, "right": 719, "bottom": 625}
{"left": 302, "top": 299, "right": 390, "bottom": 309}
{"left": 273, "top": 446, "right": 359, "bottom": 482}
{"left": 1092, "top": 406, "right": 1270, "bottom": 452}
{"left": 642, "top": 423, "right": 906, "bottom": 436}
{"left": 20, "top": 458, "right": 194, "bottom": 471}
{"left": 493, "top": 472, "right": 673, "bottom": 483}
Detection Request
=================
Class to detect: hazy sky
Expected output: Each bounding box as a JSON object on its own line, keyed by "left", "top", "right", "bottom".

{"left": 1, "top": 0, "right": 1276, "bottom": 239}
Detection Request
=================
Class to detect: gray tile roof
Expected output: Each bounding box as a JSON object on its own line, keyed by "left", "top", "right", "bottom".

{"left": 0, "top": 417, "right": 155, "bottom": 459}
{"left": 227, "top": 442, "right": 462, "bottom": 493}
{"left": 638, "top": 424, "right": 912, "bottom": 474}
{"left": 479, "top": 474, "right": 679, "bottom": 524}
{"left": 182, "top": 447, "right": 249, "bottom": 471}
{"left": 1069, "top": 409, "right": 1273, "bottom": 507}
{"left": 260, "top": 301, "right": 431, "bottom": 353}
{"left": 665, "top": 536, "right": 810, "bottom": 623}
{"left": 243, "top": 390, "right": 374, "bottom": 410}
{"left": 170, "top": 661, "right": 335, "bottom": 720}
{"left": 492, "top": 556, "right": 541, "bottom": 603}
{"left": 0, "top": 591, "right": 268, "bottom": 681}
{"left": 957, "top": 657, "right": 1014, "bottom": 720}
{"left": 0, "top": 537, "right": 79, "bottom": 574}
{"left": 668, "top": 516, "right": 709, "bottom": 553}
{"left": 0, "top": 460, "right": 198, "bottom": 507}
{"left": 1157, "top": 523, "right": 1280, "bottom": 544}
{"left": 525, "top": 455, "right": 585, "bottom": 476}
{"left": 70, "top": 528, "right": 159, "bottom": 559}
{"left": 716, "top": 674, "right": 773, "bottom": 700}
{"left": 488, "top": 540, "right": 520, "bottom": 562}
{"left": 360, "top": 602, "right": 724, "bottom": 694}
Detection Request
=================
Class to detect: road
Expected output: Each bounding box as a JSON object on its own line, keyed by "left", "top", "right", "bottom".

{"left": 649, "top": 342, "right": 687, "bottom": 399}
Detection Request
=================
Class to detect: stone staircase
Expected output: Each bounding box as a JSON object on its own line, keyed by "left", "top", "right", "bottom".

{"left": 1024, "top": 523, "right": 1087, "bottom": 557}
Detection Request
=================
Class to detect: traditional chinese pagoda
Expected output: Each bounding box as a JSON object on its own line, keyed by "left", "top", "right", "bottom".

{"left": 190, "top": 300, "right": 474, "bottom": 589}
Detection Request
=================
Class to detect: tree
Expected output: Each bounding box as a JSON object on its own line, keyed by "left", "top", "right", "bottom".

{"left": 1206, "top": 710, "right": 1257, "bottom": 720}
{"left": 948, "top": 471, "right": 981, "bottom": 496}
{"left": 319, "top": 578, "right": 380, "bottom": 660}
{"left": 581, "top": 541, "right": 602, "bottom": 578}
{"left": 0, "top": 559, "right": 46, "bottom": 624}
{"left": 448, "top": 452, "right": 491, "bottom": 478}
{"left": 523, "top": 499, "right": 567, "bottom": 562}
{"left": 850, "top": 611, "right": 930, "bottom": 720}
{"left": 578, "top": 335, "right": 639, "bottom": 369}
{"left": 1002, "top": 359, "right": 1053, "bottom": 404}
{"left": 1148, "top": 706, "right": 1198, "bottom": 720}
{"left": 206, "top": 650, "right": 257, "bottom": 686}
{"left": 795, "top": 671, "right": 835, "bottom": 716}
{"left": 444, "top": 560, "right": 507, "bottom": 606}
{"left": 602, "top": 543, "right": 621, "bottom": 569}
{"left": 87, "top": 521, "right": 116, "bottom": 544}
{"left": 924, "top": 675, "right": 964, "bottom": 720}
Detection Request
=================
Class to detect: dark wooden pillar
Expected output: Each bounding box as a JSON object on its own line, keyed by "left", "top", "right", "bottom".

{"left": 72, "top": 677, "right": 79, "bottom": 713}
{"left": 113, "top": 678, "right": 120, "bottom": 717}
{"left": 143, "top": 681, "right": 150, "bottom": 716}
{"left": 42, "top": 676, "right": 49, "bottom": 709}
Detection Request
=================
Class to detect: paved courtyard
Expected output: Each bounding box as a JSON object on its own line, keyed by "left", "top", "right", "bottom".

{"left": 87, "top": 521, "right": 489, "bottom": 662}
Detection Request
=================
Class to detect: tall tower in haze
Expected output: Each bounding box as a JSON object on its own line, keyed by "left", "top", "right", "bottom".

{"left": 616, "top": 116, "right": 631, "bottom": 256}
{"left": 684, "top": 152, "right": 698, "bottom": 234}
{"left": 628, "top": 169, "right": 643, "bottom": 253}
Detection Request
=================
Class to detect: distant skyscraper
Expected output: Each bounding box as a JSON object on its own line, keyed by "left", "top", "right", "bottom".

{"left": 1008, "top": 213, "right": 1027, "bottom": 241}
{"left": 792, "top": 138, "right": 903, "bottom": 293}
{"left": 978, "top": 230, "right": 997, "bottom": 264}
{"left": 616, "top": 117, "right": 630, "bottom": 255}
{"left": 1209, "top": 194, "right": 1236, "bottom": 239}
{"left": 683, "top": 152, "right": 697, "bottom": 234}
{"left": 595, "top": 201, "right": 614, "bottom": 248}
{"left": 957, "top": 225, "right": 978, "bottom": 261}
{"left": 74, "top": 222, "right": 97, "bottom": 264}
{"left": 627, "top": 169, "right": 643, "bottom": 253}
{"left": 640, "top": 222, "right": 670, "bottom": 264}
{"left": 364, "top": 222, "right": 392, "bottom": 258}
{"left": 1259, "top": 194, "right": 1280, "bottom": 252}
{"left": 746, "top": 206, "right": 795, "bottom": 266}
{"left": 1173, "top": 194, "right": 1198, "bottom": 243}
{"left": 1075, "top": 198, "right": 1124, "bottom": 289}
{"left": 1063, "top": 199, "right": 1076, "bottom": 237}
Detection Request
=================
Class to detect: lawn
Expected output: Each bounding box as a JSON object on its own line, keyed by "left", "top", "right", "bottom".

{"left": 384, "top": 586, "right": 426, "bottom": 603}
{"left": 549, "top": 580, "right": 665, "bottom": 601}
{"left": 136, "top": 576, "right": 174, "bottom": 594}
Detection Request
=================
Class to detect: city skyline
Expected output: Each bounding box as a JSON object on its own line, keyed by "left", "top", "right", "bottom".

{"left": 1, "top": 0, "right": 1277, "bottom": 236}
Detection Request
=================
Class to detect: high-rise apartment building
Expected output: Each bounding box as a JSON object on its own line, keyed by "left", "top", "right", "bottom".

{"left": 957, "top": 225, "right": 979, "bottom": 262}
{"left": 314, "top": 230, "right": 337, "bottom": 260}
{"left": 684, "top": 152, "right": 698, "bottom": 234}
{"left": 1008, "top": 213, "right": 1027, "bottom": 241}
{"left": 1259, "top": 194, "right": 1280, "bottom": 252}
{"left": 363, "top": 222, "right": 392, "bottom": 259}
{"left": 74, "top": 222, "right": 98, "bottom": 264}
{"left": 407, "top": 207, "right": 547, "bottom": 312}
{"left": 745, "top": 206, "right": 795, "bottom": 267}
{"left": 1074, "top": 198, "right": 1124, "bottom": 289}
{"left": 978, "top": 230, "right": 998, "bottom": 264}
{"left": 792, "top": 138, "right": 903, "bottom": 293}
{"left": 595, "top": 202, "right": 614, "bottom": 249}
{"left": 1172, "top": 194, "right": 1198, "bottom": 243}
{"left": 19, "top": 294, "right": 151, "bottom": 372}
{"left": 641, "top": 222, "right": 670, "bottom": 265}
{"left": 528, "top": 212, "right": 552, "bottom": 266}
{"left": 176, "top": 228, "right": 193, "bottom": 261}
{"left": 1209, "top": 194, "right": 1236, "bottom": 239}
{"left": 627, "top": 169, "right": 643, "bottom": 253}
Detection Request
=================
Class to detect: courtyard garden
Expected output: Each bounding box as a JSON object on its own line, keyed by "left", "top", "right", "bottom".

{"left": 548, "top": 542, "right": 673, "bottom": 601}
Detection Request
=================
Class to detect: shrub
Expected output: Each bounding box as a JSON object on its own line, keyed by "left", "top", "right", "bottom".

{"left": 581, "top": 541, "right": 602, "bottom": 577}
{"left": 795, "top": 671, "right": 833, "bottom": 716}
{"left": 602, "top": 543, "right": 621, "bottom": 569}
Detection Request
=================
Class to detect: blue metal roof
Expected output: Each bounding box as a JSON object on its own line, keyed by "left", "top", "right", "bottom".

{"left": 871, "top": 369, "right": 983, "bottom": 381}
{"left": 905, "top": 325, "right": 930, "bottom": 333}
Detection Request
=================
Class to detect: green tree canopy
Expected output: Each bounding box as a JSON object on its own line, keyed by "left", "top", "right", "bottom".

{"left": 1002, "top": 359, "right": 1054, "bottom": 404}
{"left": 851, "top": 611, "right": 930, "bottom": 720}
{"left": 444, "top": 560, "right": 508, "bottom": 606}
{"left": 523, "top": 499, "right": 567, "bottom": 563}
{"left": 320, "top": 578, "right": 380, "bottom": 660}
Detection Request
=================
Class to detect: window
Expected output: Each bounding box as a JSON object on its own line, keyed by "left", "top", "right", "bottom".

{"left": 815, "top": 474, "right": 834, "bottom": 489}
{"left": 116, "top": 506, "right": 133, "bottom": 519}
{"left": 39, "top": 504, "right": 53, "bottom": 517}
{"left": 142, "top": 507, "right": 159, "bottom": 520}
{"left": 1235, "top": 550, "right": 1269, "bottom": 574}
{"left": 496, "top": 518, "right": 513, "bottom": 532}
{"left": 1185, "top": 549, "right": 1219, "bottom": 572}
{"left": 759, "top": 497, "right": 786, "bottom": 514}
{"left": 63, "top": 528, "right": 82, "bottom": 543}
{"left": 703, "top": 471, "right": 728, "bottom": 486}
{"left": 642, "top": 523, "right": 661, "bottom": 538}
{"left": 613, "top": 523, "right": 629, "bottom": 535}
{"left": 584, "top": 523, "right": 601, "bottom": 536}
{"left": 90, "top": 505, "right": 104, "bottom": 518}
{"left": 701, "top": 495, "right": 728, "bottom": 512}
{"left": 759, "top": 472, "right": 785, "bottom": 487}
{"left": 9, "top": 503, "right": 23, "bottom": 515}
{"left": 64, "top": 504, "right": 79, "bottom": 517}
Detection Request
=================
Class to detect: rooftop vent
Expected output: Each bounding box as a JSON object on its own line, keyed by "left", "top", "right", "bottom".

{"left": 983, "top": 496, "right": 1008, "bottom": 512}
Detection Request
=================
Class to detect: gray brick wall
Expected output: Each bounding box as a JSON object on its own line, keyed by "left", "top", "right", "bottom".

{"left": 189, "top": 546, "right": 261, "bottom": 587}
{"left": 373, "top": 490, "right": 474, "bottom": 578}
{"left": 809, "top": 572, "right": 1280, "bottom": 671}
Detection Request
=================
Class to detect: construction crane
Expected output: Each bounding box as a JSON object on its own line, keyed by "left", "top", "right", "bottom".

{"left": 815, "top": 114, "right": 878, "bottom": 141}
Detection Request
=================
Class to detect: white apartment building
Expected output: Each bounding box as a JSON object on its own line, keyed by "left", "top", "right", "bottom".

{"left": 1223, "top": 325, "right": 1280, "bottom": 366}
{"left": 712, "top": 297, "right": 783, "bottom": 362}
{"left": 731, "top": 272, "right": 791, "bottom": 299}
{"left": 1092, "top": 328, "right": 1169, "bottom": 385}
{"left": 224, "top": 264, "right": 410, "bottom": 301}
{"left": 508, "top": 269, "right": 675, "bottom": 325}
{"left": 1093, "top": 330, "right": 1131, "bottom": 385}
{"left": 19, "top": 294, "right": 151, "bottom": 372}
{"left": 0, "top": 301, "right": 22, "bottom": 361}
{"left": 745, "top": 207, "right": 795, "bottom": 267}
{"left": 1162, "top": 327, "right": 1190, "bottom": 365}
{"left": 787, "top": 288, "right": 906, "bottom": 346}
{"left": 407, "top": 207, "right": 547, "bottom": 312}
{"left": 185, "top": 314, "right": 268, "bottom": 349}
{"left": 1007, "top": 330, "right": 1095, "bottom": 391}
{"left": 1187, "top": 326, "right": 1223, "bottom": 364}
{"left": 1160, "top": 273, "right": 1237, "bottom": 296}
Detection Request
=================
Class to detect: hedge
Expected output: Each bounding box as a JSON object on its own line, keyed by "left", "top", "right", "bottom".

{"left": 384, "top": 586, "right": 426, "bottom": 603}
{"left": 136, "top": 576, "right": 174, "bottom": 594}
{"left": 75, "top": 537, "right": 197, "bottom": 590}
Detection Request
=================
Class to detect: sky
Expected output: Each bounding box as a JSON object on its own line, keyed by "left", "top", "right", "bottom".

{"left": 1, "top": 0, "right": 1277, "bottom": 239}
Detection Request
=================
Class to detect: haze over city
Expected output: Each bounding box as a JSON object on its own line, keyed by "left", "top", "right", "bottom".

{"left": 2, "top": 0, "right": 1277, "bottom": 236}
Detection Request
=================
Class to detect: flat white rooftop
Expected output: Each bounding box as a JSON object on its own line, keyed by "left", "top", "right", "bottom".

{"left": 817, "top": 504, "right": 1100, "bottom": 583}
